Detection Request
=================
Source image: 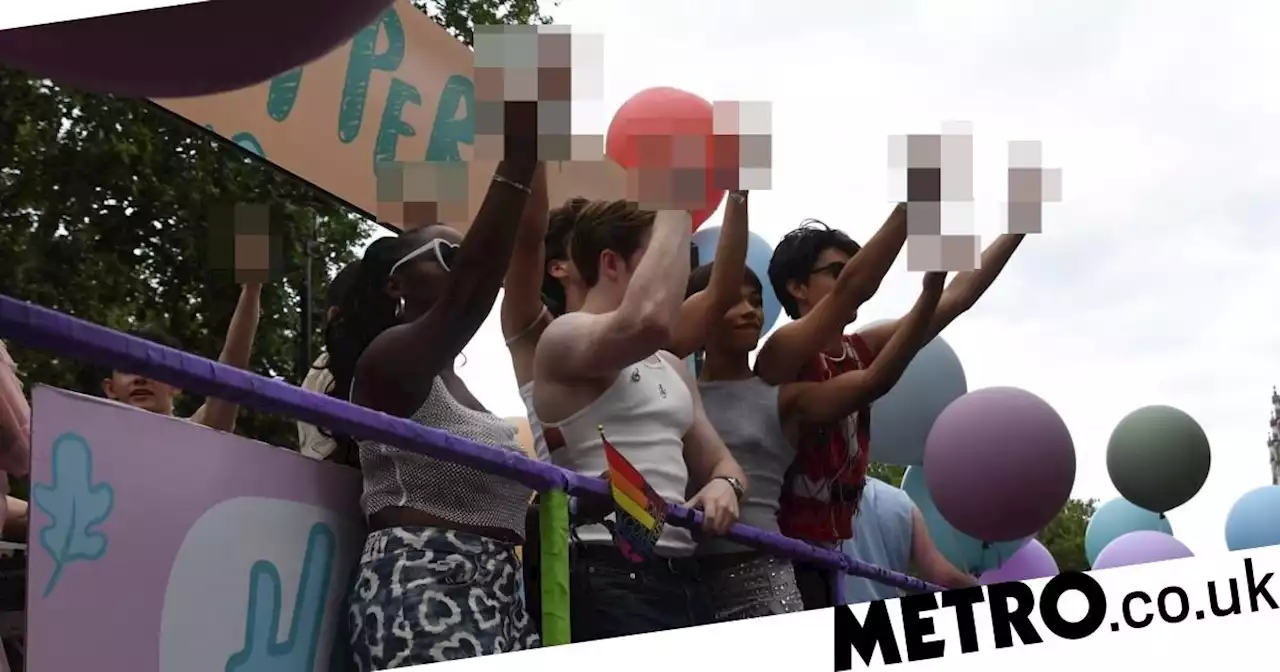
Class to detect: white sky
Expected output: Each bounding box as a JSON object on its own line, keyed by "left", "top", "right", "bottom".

{"left": 367, "top": 0, "right": 1280, "bottom": 557}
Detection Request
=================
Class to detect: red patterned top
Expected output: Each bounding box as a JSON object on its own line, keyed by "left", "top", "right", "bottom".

{"left": 777, "top": 332, "right": 875, "bottom": 543}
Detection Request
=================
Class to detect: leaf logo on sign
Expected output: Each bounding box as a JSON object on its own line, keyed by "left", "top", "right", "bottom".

{"left": 32, "top": 432, "right": 116, "bottom": 597}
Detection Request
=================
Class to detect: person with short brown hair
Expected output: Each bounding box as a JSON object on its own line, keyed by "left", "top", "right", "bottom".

{"left": 531, "top": 199, "right": 748, "bottom": 641}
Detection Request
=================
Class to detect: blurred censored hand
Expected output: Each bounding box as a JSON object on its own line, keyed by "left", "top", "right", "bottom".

{"left": 473, "top": 25, "right": 593, "bottom": 162}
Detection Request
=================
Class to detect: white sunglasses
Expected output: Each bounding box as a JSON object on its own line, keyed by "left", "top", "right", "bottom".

{"left": 390, "top": 238, "right": 459, "bottom": 275}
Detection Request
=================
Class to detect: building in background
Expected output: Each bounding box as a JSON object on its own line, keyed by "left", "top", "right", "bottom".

{"left": 1270, "top": 388, "right": 1280, "bottom": 485}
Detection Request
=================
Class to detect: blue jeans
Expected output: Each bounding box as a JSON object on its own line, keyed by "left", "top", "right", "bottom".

{"left": 569, "top": 545, "right": 705, "bottom": 642}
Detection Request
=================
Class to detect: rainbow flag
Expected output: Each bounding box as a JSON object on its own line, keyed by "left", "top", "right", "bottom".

{"left": 600, "top": 425, "right": 667, "bottom": 563}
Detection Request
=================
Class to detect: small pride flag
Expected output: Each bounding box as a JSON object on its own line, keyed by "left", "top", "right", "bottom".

{"left": 600, "top": 425, "right": 667, "bottom": 563}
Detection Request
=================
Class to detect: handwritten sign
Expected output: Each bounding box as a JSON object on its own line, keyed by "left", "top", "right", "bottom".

{"left": 25, "top": 387, "right": 365, "bottom": 672}
{"left": 153, "top": 0, "right": 625, "bottom": 232}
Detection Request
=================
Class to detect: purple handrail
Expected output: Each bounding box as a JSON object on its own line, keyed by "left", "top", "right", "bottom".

{"left": 0, "top": 294, "right": 942, "bottom": 593}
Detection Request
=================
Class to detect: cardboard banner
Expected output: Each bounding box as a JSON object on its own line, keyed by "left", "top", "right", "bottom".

{"left": 153, "top": 0, "right": 625, "bottom": 232}
{"left": 25, "top": 387, "right": 365, "bottom": 672}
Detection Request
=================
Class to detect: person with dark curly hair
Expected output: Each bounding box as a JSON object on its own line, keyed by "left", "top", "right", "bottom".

{"left": 323, "top": 105, "right": 543, "bottom": 665}
{"left": 758, "top": 206, "right": 1027, "bottom": 611}
{"left": 689, "top": 260, "right": 946, "bottom": 622}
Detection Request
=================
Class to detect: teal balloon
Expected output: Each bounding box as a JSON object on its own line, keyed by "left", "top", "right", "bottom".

{"left": 900, "top": 466, "right": 1027, "bottom": 575}
{"left": 1225, "top": 486, "right": 1280, "bottom": 551}
{"left": 1085, "top": 498, "right": 1173, "bottom": 567}
{"left": 859, "top": 320, "right": 967, "bottom": 466}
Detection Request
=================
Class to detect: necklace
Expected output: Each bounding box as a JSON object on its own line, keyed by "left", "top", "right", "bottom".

{"left": 822, "top": 340, "right": 851, "bottom": 364}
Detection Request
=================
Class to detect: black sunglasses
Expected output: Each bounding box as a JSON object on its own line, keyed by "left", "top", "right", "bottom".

{"left": 810, "top": 261, "right": 846, "bottom": 279}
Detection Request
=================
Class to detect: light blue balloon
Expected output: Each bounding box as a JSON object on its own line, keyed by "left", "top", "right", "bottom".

{"left": 900, "top": 466, "right": 1027, "bottom": 575}
{"left": 691, "top": 226, "right": 781, "bottom": 334}
{"left": 1085, "top": 497, "right": 1173, "bottom": 566}
{"left": 1225, "top": 486, "right": 1280, "bottom": 551}
{"left": 858, "top": 321, "right": 967, "bottom": 466}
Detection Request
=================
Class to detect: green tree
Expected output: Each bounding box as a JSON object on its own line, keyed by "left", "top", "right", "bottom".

{"left": 0, "top": 0, "right": 559, "bottom": 458}
{"left": 867, "top": 461, "right": 907, "bottom": 488}
{"left": 0, "top": 70, "right": 368, "bottom": 451}
{"left": 415, "top": 0, "right": 557, "bottom": 46}
{"left": 1038, "top": 497, "right": 1097, "bottom": 573}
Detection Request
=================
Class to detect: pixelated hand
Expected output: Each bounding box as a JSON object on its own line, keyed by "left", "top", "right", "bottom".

{"left": 225, "top": 523, "right": 336, "bottom": 672}
{"left": 684, "top": 479, "right": 739, "bottom": 536}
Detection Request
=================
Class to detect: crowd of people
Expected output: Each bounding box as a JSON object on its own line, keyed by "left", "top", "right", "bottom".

{"left": 0, "top": 133, "right": 1027, "bottom": 671}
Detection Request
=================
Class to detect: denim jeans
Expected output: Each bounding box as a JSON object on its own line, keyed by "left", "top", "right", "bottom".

{"left": 793, "top": 559, "right": 837, "bottom": 610}
{"left": 569, "top": 545, "right": 704, "bottom": 642}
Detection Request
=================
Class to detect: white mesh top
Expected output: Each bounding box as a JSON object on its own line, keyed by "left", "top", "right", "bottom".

{"left": 358, "top": 376, "right": 533, "bottom": 540}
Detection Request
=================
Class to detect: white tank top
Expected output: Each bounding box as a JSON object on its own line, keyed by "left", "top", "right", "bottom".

{"left": 545, "top": 352, "right": 696, "bottom": 556}
{"left": 517, "top": 382, "right": 552, "bottom": 463}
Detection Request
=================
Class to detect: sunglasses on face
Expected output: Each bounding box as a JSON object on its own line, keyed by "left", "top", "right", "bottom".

{"left": 810, "top": 261, "right": 846, "bottom": 279}
{"left": 390, "top": 238, "right": 460, "bottom": 275}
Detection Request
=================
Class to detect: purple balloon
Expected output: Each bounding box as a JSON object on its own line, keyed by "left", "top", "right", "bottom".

{"left": 979, "top": 540, "right": 1058, "bottom": 584}
{"left": 924, "top": 387, "right": 1076, "bottom": 543}
{"left": 1092, "top": 531, "right": 1193, "bottom": 570}
{"left": 0, "top": 0, "right": 395, "bottom": 98}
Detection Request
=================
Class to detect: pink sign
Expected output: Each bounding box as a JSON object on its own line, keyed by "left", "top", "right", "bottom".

{"left": 25, "top": 386, "right": 365, "bottom": 672}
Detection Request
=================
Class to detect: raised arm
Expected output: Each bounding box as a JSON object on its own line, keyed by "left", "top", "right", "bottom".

{"left": 358, "top": 157, "right": 539, "bottom": 416}
{"left": 500, "top": 163, "right": 551, "bottom": 384}
{"left": 534, "top": 210, "right": 692, "bottom": 380}
{"left": 910, "top": 505, "right": 979, "bottom": 589}
{"left": 667, "top": 352, "right": 747, "bottom": 536}
{"left": 190, "top": 282, "right": 261, "bottom": 433}
{"left": 859, "top": 233, "right": 1025, "bottom": 356}
{"left": 756, "top": 204, "right": 908, "bottom": 385}
{"left": 779, "top": 273, "right": 944, "bottom": 424}
{"left": 667, "top": 190, "right": 750, "bottom": 358}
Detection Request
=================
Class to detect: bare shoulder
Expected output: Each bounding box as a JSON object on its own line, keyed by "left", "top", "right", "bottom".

{"left": 532, "top": 312, "right": 597, "bottom": 386}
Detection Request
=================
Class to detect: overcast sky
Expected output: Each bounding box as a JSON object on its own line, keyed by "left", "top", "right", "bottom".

{"left": 378, "top": 0, "right": 1280, "bottom": 557}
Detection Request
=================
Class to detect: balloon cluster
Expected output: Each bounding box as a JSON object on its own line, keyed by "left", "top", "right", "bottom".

{"left": 845, "top": 332, "right": 1074, "bottom": 580}
{"left": 861, "top": 327, "right": 1280, "bottom": 574}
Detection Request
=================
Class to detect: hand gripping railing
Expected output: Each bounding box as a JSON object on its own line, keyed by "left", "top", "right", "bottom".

{"left": 0, "top": 294, "right": 943, "bottom": 645}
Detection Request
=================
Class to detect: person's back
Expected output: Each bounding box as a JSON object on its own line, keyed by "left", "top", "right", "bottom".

{"left": 843, "top": 478, "right": 914, "bottom": 604}
{"left": 298, "top": 261, "right": 360, "bottom": 463}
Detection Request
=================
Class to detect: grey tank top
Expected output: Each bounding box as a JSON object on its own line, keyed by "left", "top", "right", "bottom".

{"left": 546, "top": 352, "right": 696, "bottom": 556}
{"left": 358, "top": 376, "right": 533, "bottom": 539}
{"left": 697, "top": 377, "right": 793, "bottom": 554}
{"left": 843, "top": 478, "right": 914, "bottom": 604}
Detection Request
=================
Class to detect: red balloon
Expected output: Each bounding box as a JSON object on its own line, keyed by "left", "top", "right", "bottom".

{"left": 606, "top": 87, "right": 727, "bottom": 230}
{"left": 0, "top": 0, "right": 394, "bottom": 98}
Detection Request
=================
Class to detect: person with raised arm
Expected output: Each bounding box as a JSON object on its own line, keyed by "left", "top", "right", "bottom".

{"left": 101, "top": 281, "right": 262, "bottom": 434}
{"left": 503, "top": 189, "right": 749, "bottom": 636}
{"left": 691, "top": 263, "right": 945, "bottom": 621}
{"left": 323, "top": 103, "right": 542, "bottom": 666}
{"left": 531, "top": 198, "right": 748, "bottom": 641}
{"left": 759, "top": 208, "right": 1026, "bottom": 610}
{"left": 854, "top": 233, "right": 1026, "bottom": 358}
{"left": 843, "top": 478, "right": 978, "bottom": 604}
{"left": 502, "top": 189, "right": 751, "bottom": 461}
